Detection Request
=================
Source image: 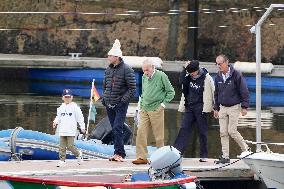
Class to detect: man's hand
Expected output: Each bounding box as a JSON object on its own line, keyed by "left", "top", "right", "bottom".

{"left": 80, "top": 129, "right": 86, "bottom": 134}
{"left": 52, "top": 122, "right": 57, "bottom": 129}
{"left": 213, "top": 110, "right": 219, "bottom": 119}
{"left": 241, "top": 108, "right": 248, "bottom": 116}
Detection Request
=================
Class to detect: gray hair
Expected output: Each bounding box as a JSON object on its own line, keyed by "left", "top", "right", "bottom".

{"left": 142, "top": 59, "right": 155, "bottom": 68}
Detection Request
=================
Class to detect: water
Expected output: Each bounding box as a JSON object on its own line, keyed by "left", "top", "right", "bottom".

{"left": 1, "top": 79, "right": 284, "bottom": 159}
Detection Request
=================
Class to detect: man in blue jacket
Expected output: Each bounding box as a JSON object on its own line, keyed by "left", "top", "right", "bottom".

{"left": 102, "top": 39, "right": 136, "bottom": 162}
{"left": 213, "top": 54, "right": 250, "bottom": 164}
{"left": 174, "top": 60, "right": 214, "bottom": 163}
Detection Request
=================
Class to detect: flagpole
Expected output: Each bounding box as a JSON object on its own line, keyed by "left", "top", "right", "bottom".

{"left": 86, "top": 79, "right": 95, "bottom": 137}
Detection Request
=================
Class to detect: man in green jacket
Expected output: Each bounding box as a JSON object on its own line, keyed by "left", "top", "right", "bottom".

{"left": 132, "top": 59, "right": 175, "bottom": 165}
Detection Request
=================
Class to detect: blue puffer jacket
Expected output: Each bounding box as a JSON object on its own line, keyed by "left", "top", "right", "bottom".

{"left": 214, "top": 65, "right": 249, "bottom": 111}
{"left": 103, "top": 60, "right": 136, "bottom": 106}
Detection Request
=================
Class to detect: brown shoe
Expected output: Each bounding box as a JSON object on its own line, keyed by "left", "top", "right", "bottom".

{"left": 132, "top": 158, "right": 148, "bottom": 165}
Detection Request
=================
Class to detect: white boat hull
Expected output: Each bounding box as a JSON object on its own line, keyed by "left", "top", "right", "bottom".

{"left": 242, "top": 152, "right": 284, "bottom": 189}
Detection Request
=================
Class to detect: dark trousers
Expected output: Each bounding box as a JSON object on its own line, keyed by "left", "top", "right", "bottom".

{"left": 174, "top": 104, "right": 208, "bottom": 158}
{"left": 106, "top": 102, "right": 129, "bottom": 158}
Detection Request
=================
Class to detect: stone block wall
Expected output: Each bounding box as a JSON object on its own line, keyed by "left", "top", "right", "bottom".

{"left": 0, "top": 0, "right": 283, "bottom": 64}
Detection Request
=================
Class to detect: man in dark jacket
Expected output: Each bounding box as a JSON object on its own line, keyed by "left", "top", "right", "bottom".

{"left": 174, "top": 60, "right": 214, "bottom": 162}
{"left": 213, "top": 54, "right": 250, "bottom": 164}
{"left": 102, "top": 39, "right": 136, "bottom": 162}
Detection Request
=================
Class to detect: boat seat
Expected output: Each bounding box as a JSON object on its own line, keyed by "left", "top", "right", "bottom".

{"left": 69, "top": 53, "right": 82, "bottom": 59}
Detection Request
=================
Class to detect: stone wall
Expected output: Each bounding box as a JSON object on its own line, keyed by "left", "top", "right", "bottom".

{"left": 0, "top": 0, "right": 283, "bottom": 64}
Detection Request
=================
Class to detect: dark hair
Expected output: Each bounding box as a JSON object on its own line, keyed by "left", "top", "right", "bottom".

{"left": 185, "top": 60, "right": 199, "bottom": 73}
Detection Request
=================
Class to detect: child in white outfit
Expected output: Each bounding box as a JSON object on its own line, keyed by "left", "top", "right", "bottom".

{"left": 53, "top": 89, "right": 86, "bottom": 167}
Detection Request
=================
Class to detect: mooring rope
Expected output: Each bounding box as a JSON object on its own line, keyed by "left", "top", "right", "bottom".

{"left": 190, "top": 152, "right": 256, "bottom": 172}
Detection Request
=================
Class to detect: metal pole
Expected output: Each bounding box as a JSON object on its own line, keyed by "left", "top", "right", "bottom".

{"left": 253, "top": 4, "right": 284, "bottom": 151}
{"left": 86, "top": 79, "right": 95, "bottom": 137}
{"left": 255, "top": 25, "right": 261, "bottom": 152}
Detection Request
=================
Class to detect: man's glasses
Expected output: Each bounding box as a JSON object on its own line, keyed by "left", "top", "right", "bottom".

{"left": 215, "top": 62, "right": 224, "bottom": 66}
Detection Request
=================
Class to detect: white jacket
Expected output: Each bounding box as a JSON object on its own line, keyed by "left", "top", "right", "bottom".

{"left": 53, "top": 102, "right": 85, "bottom": 136}
{"left": 202, "top": 73, "right": 215, "bottom": 112}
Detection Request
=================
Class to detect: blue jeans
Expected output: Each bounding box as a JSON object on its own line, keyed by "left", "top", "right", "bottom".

{"left": 106, "top": 102, "right": 129, "bottom": 158}
{"left": 174, "top": 104, "right": 208, "bottom": 158}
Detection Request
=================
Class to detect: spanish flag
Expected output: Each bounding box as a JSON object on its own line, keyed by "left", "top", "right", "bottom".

{"left": 92, "top": 84, "right": 100, "bottom": 102}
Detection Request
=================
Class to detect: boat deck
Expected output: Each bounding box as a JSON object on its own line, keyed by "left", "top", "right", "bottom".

{"left": 0, "top": 158, "right": 253, "bottom": 181}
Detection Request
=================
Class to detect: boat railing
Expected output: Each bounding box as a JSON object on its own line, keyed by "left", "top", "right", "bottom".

{"left": 245, "top": 140, "right": 284, "bottom": 153}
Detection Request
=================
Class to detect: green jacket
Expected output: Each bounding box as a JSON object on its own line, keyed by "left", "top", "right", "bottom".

{"left": 140, "top": 70, "right": 175, "bottom": 111}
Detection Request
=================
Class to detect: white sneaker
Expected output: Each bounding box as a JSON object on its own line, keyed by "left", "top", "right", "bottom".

{"left": 77, "top": 150, "right": 83, "bottom": 165}
{"left": 237, "top": 150, "right": 253, "bottom": 159}
{"left": 56, "top": 160, "right": 66, "bottom": 167}
{"left": 199, "top": 158, "right": 208, "bottom": 162}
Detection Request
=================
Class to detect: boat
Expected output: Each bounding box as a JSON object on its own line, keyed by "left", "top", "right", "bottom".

{"left": 240, "top": 4, "right": 284, "bottom": 189}
{"left": 0, "top": 174, "right": 198, "bottom": 189}
{"left": 244, "top": 75, "right": 284, "bottom": 92}
{"left": 0, "top": 146, "right": 200, "bottom": 189}
{"left": 0, "top": 140, "right": 10, "bottom": 161}
{"left": 28, "top": 56, "right": 163, "bottom": 84}
{"left": 29, "top": 80, "right": 142, "bottom": 99}
{"left": 28, "top": 78, "right": 284, "bottom": 106}
{"left": 249, "top": 91, "right": 284, "bottom": 106}
{"left": 29, "top": 68, "right": 143, "bottom": 85}
{"left": 0, "top": 127, "right": 156, "bottom": 161}
{"left": 240, "top": 142, "right": 284, "bottom": 189}
{"left": 27, "top": 56, "right": 164, "bottom": 99}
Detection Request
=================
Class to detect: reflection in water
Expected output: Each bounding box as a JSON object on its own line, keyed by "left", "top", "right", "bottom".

{"left": 237, "top": 109, "right": 273, "bottom": 129}
{"left": 0, "top": 94, "right": 284, "bottom": 158}
{"left": 1, "top": 78, "right": 284, "bottom": 158}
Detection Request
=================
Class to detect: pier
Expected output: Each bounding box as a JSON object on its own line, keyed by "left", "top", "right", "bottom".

{"left": 0, "top": 158, "right": 254, "bottom": 181}
{"left": 0, "top": 53, "right": 275, "bottom": 188}
{"left": 0, "top": 53, "right": 283, "bottom": 77}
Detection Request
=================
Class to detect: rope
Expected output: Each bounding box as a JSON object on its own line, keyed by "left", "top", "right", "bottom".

{"left": 245, "top": 140, "right": 284, "bottom": 146}
{"left": 190, "top": 152, "right": 255, "bottom": 173}
{"left": 42, "top": 182, "right": 49, "bottom": 189}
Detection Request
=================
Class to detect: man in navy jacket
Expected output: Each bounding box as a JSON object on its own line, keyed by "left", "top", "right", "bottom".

{"left": 102, "top": 39, "right": 136, "bottom": 162}
{"left": 213, "top": 54, "right": 250, "bottom": 164}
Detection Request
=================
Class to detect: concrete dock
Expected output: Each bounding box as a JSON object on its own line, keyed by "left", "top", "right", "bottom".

{"left": 0, "top": 158, "right": 254, "bottom": 181}
{"left": 0, "top": 53, "right": 283, "bottom": 76}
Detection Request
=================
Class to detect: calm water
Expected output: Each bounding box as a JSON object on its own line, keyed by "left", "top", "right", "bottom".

{"left": 1, "top": 79, "right": 284, "bottom": 159}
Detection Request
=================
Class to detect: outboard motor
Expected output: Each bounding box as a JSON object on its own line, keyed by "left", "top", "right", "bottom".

{"left": 149, "top": 146, "right": 183, "bottom": 180}
{"left": 148, "top": 146, "right": 199, "bottom": 189}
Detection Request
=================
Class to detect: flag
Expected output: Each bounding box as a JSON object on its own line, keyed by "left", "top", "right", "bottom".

{"left": 92, "top": 85, "right": 100, "bottom": 102}
{"left": 89, "top": 105, "right": 97, "bottom": 122}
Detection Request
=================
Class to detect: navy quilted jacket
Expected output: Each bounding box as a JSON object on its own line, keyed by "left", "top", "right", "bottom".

{"left": 103, "top": 60, "right": 136, "bottom": 105}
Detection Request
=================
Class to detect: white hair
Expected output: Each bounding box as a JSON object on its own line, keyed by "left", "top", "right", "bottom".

{"left": 142, "top": 59, "right": 155, "bottom": 68}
